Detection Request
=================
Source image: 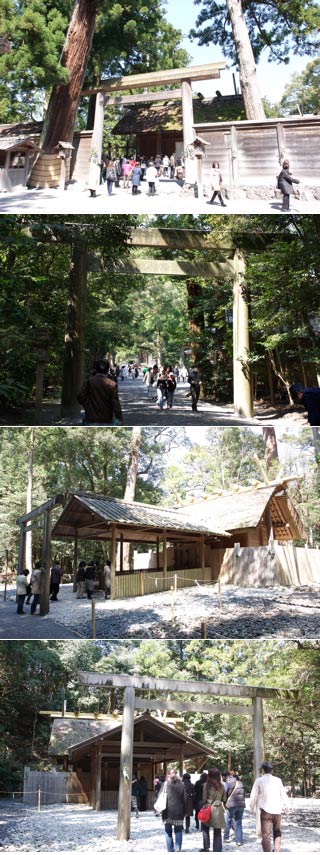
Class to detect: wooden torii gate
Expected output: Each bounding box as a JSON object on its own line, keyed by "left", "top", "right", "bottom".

{"left": 82, "top": 61, "right": 226, "bottom": 187}
{"left": 79, "top": 670, "right": 298, "bottom": 841}
{"left": 17, "top": 494, "right": 64, "bottom": 616}
{"left": 107, "top": 228, "right": 252, "bottom": 418}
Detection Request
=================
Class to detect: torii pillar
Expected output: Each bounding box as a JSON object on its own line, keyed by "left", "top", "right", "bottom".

{"left": 117, "top": 687, "right": 135, "bottom": 841}
{"left": 233, "top": 250, "right": 253, "bottom": 418}
{"left": 88, "top": 91, "right": 105, "bottom": 193}
{"left": 181, "top": 78, "right": 196, "bottom": 184}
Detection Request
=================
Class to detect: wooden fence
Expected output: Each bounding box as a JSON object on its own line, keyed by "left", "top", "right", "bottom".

{"left": 195, "top": 116, "right": 320, "bottom": 195}
{"left": 212, "top": 544, "right": 320, "bottom": 587}
{"left": 113, "top": 566, "right": 212, "bottom": 599}
{"left": 23, "top": 768, "right": 88, "bottom": 806}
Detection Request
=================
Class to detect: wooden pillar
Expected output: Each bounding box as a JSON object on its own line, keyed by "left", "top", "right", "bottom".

{"left": 233, "top": 250, "right": 253, "bottom": 418}
{"left": 163, "top": 529, "right": 168, "bottom": 585}
{"left": 156, "top": 537, "right": 160, "bottom": 573}
{"left": 117, "top": 687, "right": 135, "bottom": 841}
{"left": 201, "top": 535, "right": 205, "bottom": 582}
{"left": 253, "top": 696, "right": 264, "bottom": 779}
{"left": 40, "top": 509, "right": 52, "bottom": 616}
{"left": 18, "top": 523, "right": 26, "bottom": 571}
{"left": 179, "top": 749, "right": 184, "bottom": 777}
{"left": 88, "top": 91, "right": 105, "bottom": 192}
{"left": 95, "top": 744, "right": 102, "bottom": 811}
{"left": 181, "top": 79, "right": 195, "bottom": 184}
{"left": 34, "top": 359, "right": 46, "bottom": 425}
{"left": 110, "top": 524, "right": 117, "bottom": 600}
{"left": 73, "top": 532, "right": 78, "bottom": 593}
{"left": 163, "top": 759, "right": 167, "bottom": 776}
{"left": 120, "top": 534, "right": 124, "bottom": 574}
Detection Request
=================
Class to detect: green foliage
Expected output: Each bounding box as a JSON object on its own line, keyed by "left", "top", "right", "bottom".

{"left": 279, "top": 58, "right": 320, "bottom": 115}
{"left": 0, "top": 0, "right": 190, "bottom": 122}
{"left": 1, "top": 640, "right": 319, "bottom": 794}
{"left": 190, "top": 1, "right": 320, "bottom": 65}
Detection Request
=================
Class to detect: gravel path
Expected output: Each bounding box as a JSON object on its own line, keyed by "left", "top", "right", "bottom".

{"left": 2, "top": 583, "right": 320, "bottom": 639}
{"left": 1, "top": 800, "right": 320, "bottom": 852}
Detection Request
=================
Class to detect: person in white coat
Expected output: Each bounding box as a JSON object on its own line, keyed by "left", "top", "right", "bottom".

{"left": 250, "top": 761, "right": 289, "bottom": 852}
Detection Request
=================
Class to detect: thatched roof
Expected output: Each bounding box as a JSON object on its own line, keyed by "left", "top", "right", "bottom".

{"left": 49, "top": 717, "right": 114, "bottom": 755}
{"left": 112, "top": 95, "right": 245, "bottom": 135}
{"left": 178, "top": 482, "right": 305, "bottom": 541}
{"left": 51, "top": 491, "right": 228, "bottom": 542}
{"left": 67, "top": 713, "right": 212, "bottom": 762}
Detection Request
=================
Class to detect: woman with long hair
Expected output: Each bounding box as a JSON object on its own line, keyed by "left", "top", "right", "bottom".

{"left": 201, "top": 767, "right": 226, "bottom": 852}
{"left": 160, "top": 768, "right": 187, "bottom": 852}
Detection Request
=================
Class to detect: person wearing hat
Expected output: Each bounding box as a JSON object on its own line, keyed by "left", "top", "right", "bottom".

{"left": 250, "top": 761, "right": 289, "bottom": 852}
{"left": 290, "top": 382, "right": 320, "bottom": 426}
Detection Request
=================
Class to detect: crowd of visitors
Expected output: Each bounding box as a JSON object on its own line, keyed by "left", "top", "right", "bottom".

{"left": 97, "top": 152, "right": 185, "bottom": 197}
{"left": 149, "top": 762, "right": 289, "bottom": 852}
{"left": 16, "top": 556, "right": 113, "bottom": 614}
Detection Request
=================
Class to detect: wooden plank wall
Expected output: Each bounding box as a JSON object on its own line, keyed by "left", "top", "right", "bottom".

{"left": 196, "top": 118, "right": 320, "bottom": 189}
{"left": 114, "top": 566, "right": 212, "bottom": 599}
{"left": 23, "top": 769, "right": 88, "bottom": 806}
{"left": 210, "top": 545, "right": 320, "bottom": 586}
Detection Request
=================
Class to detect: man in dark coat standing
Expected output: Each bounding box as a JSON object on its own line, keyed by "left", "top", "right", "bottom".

{"left": 77, "top": 359, "right": 124, "bottom": 425}
{"left": 277, "top": 160, "right": 299, "bottom": 211}
{"left": 290, "top": 383, "right": 320, "bottom": 426}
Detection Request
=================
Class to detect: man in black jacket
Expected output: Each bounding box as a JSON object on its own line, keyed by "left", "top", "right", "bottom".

{"left": 290, "top": 383, "right": 320, "bottom": 426}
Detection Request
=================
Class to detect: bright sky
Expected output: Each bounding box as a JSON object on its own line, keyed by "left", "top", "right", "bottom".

{"left": 164, "top": 0, "right": 310, "bottom": 103}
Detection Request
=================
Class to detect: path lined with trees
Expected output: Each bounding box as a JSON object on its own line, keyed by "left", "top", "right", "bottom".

{"left": 1, "top": 214, "right": 319, "bottom": 424}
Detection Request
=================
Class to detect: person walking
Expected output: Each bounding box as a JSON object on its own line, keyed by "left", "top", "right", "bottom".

{"left": 131, "top": 773, "right": 140, "bottom": 818}
{"left": 201, "top": 767, "right": 226, "bottom": 852}
{"left": 277, "top": 160, "right": 300, "bottom": 211}
{"left": 169, "top": 153, "right": 175, "bottom": 179}
{"left": 182, "top": 772, "right": 195, "bottom": 833}
{"left": 143, "top": 366, "right": 154, "bottom": 399}
{"left": 78, "top": 359, "right": 124, "bottom": 425}
{"left": 30, "top": 561, "right": 42, "bottom": 614}
{"left": 160, "top": 769, "right": 187, "bottom": 853}
{"left": 105, "top": 160, "right": 116, "bottom": 196}
{"left": 250, "top": 761, "right": 289, "bottom": 852}
{"left": 131, "top": 162, "right": 142, "bottom": 195}
{"left": 156, "top": 371, "right": 167, "bottom": 410}
{"left": 146, "top": 160, "right": 157, "bottom": 196}
{"left": 194, "top": 772, "right": 208, "bottom": 830}
{"left": 188, "top": 366, "right": 202, "bottom": 413}
{"left": 49, "top": 561, "right": 63, "bottom": 601}
{"left": 162, "top": 154, "right": 170, "bottom": 177}
{"left": 85, "top": 561, "right": 96, "bottom": 600}
{"left": 76, "top": 560, "right": 86, "bottom": 599}
{"left": 122, "top": 159, "right": 132, "bottom": 189}
{"left": 209, "top": 162, "right": 226, "bottom": 207}
{"left": 289, "top": 382, "right": 320, "bottom": 425}
{"left": 16, "top": 568, "right": 29, "bottom": 614}
{"left": 103, "top": 560, "right": 111, "bottom": 599}
{"left": 224, "top": 770, "right": 246, "bottom": 847}
{"left": 165, "top": 370, "right": 176, "bottom": 409}
{"left": 139, "top": 775, "right": 148, "bottom": 811}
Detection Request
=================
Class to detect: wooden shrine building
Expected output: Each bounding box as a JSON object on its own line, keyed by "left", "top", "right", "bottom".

{"left": 48, "top": 712, "right": 212, "bottom": 810}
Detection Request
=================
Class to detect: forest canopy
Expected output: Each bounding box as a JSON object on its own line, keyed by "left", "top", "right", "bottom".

{"left": 0, "top": 639, "right": 319, "bottom": 795}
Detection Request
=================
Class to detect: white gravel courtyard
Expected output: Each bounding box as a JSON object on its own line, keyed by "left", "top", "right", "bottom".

{"left": 1, "top": 800, "right": 320, "bottom": 852}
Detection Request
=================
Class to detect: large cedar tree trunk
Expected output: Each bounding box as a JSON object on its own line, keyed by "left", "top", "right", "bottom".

{"left": 226, "top": 0, "right": 266, "bottom": 120}
{"left": 41, "top": 0, "right": 97, "bottom": 152}
{"left": 121, "top": 428, "right": 142, "bottom": 571}
{"left": 61, "top": 241, "right": 88, "bottom": 417}
{"left": 25, "top": 428, "right": 34, "bottom": 571}
{"left": 262, "top": 427, "right": 279, "bottom": 471}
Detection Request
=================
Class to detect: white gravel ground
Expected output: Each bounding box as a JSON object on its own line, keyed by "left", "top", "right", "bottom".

{"left": 3, "top": 581, "right": 319, "bottom": 640}
{"left": 1, "top": 800, "right": 320, "bottom": 852}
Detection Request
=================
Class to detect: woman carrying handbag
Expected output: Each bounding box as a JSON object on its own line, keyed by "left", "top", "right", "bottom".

{"left": 158, "top": 769, "right": 187, "bottom": 852}
{"left": 199, "top": 767, "right": 227, "bottom": 852}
